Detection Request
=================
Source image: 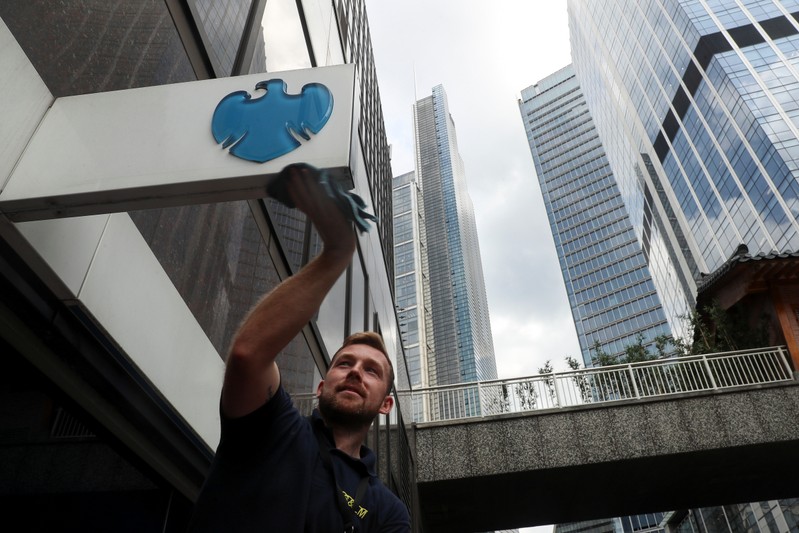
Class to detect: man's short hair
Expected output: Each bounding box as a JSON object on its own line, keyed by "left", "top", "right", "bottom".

{"left": 332, "top": 331, "right": 395, "bottom": 395}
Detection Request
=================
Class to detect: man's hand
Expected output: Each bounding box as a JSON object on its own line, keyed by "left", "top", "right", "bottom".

{"left": 283, "top": 166, "right": 357, "bottom": 256}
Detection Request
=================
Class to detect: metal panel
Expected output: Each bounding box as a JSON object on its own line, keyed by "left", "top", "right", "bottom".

{"left": 15, "top": 215, "right": 109, "bottom": 298}
{"left": 0, "top": 17, "right": 54, "bottom": 192}
{"left": 77, "top": 213, "right": 224, "bottom": 449}
{"left": 0, "top": 63, "right": 356, "bottom": 221}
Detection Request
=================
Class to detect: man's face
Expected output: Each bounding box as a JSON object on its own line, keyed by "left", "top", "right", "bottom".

{"left": 316, "top": 343, "right": 394, "bottom": 428}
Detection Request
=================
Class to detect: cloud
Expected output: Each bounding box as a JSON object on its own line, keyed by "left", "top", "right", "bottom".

{"left": 368, "top": 0, "right": 579, "bottom": 378}
{"left": 492, "top": 312, "right": 582, "bottom": 379}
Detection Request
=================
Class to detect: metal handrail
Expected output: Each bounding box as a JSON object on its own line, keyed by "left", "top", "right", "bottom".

{"left": 398, "top": 346, "right": 795, "bottom": 423}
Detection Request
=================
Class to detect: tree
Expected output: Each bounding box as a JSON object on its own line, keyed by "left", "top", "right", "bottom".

{"left": 671, "top": 301, "right": 771, "bottom": 356}
{"left": 575, "top": 300, "right": 773, "bottom": 399}
{"left": 565, "top": 355, "right": 592, "bottom": 404}
{"left": 499, "top": 383, "right": 511, "bottom": 413}
{"left": 514, "top": 380, "right": 538, "bottom": 411}
{"left": 483, "top": 383, "right": 511, "bottom": 415}
{"left": 624, "top": 333, "right": 657, "bottom": 363}
{"left": 589, "top": 340, "right": 617, "bottom": 366}
{"left": 653, "top": 334, "right": 672, "bottom": 358}
{"left": 538, "top": 360, "right": 557, "bottom": 405}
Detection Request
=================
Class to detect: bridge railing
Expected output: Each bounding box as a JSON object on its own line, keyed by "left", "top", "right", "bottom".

{"left": 400, "top": 346, "right": 795, "bottom": 423}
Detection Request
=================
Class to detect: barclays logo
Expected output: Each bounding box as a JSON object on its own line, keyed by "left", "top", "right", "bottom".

{"left": 211, "top": 79, "right": 333, "bottom": 163}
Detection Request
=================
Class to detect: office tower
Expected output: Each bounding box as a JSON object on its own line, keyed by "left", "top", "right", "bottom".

{"left": 392, "top": 171, "right": 432, "bottom": 420}
{"left": 564, "top": 0, "right": 799, "bottom": 529}
{"left": 412, "top": 85, "right": 498, "bottom": 386}
{"left": 567, "top": 0, "right": 799, "bottom": 336}
{"left": 0, "top": 1, "right": 414, "bottom": 529}
{"left": 520, "top": 64, "right": 668, "bottom": 533}
{"left": 519, "top": 65, "right": 672, "bottom": 364}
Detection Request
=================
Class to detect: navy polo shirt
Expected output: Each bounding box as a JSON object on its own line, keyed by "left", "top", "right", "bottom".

{"left": 189, "top": 385, "right": 410, "bottom": 532}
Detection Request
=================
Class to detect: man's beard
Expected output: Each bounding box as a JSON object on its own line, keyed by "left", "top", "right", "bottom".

{"left": 318, "top": 386, "right": 380, "bottom": 430}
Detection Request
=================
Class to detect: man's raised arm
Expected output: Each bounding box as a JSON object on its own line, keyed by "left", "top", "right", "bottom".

{"left": 221, "top": 167, "right": 357, "bottom": 418}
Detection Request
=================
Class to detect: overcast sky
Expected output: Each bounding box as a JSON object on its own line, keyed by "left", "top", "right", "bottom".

{"left": 364, "top": 4, "right": 580, "bottom": 531}
{"left": 365, "top": 3, "right": 576, "bottom": 530}
{"left": 366, "top": 1, "right": 582, "bottom": 384}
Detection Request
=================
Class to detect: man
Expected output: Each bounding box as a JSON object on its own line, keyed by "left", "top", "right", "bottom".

{"left": 189, "top": 166, "right": 411, "bottom": 532}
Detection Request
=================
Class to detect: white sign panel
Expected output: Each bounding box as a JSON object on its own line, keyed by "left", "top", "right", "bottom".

{"left": 0, "top": 63, "right": 356, "bottom": 221}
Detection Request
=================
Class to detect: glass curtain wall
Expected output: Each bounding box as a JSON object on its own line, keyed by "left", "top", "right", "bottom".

{"left": 568, "top": 0, "right": 799, "bottom": 529}
{"left": 0, "top": 0, "right": 414, "bottom": 529}
{"left": 520, "top": 65, "right": 672, "bottom": 363}
{"left": 568, "top": 0, "right": 799, "bottom": 335}
{"left": 413, "top": 87, "right": 498, "bottom": 384}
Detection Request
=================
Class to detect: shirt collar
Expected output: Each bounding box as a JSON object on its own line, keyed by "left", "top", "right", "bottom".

{"left": 311, "top": 409, "right": 377, "bottom": 477}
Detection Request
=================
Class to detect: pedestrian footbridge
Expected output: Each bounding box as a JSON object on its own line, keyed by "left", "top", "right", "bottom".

{"left": 402, "top": 347, "right": 799, "bottom": 532}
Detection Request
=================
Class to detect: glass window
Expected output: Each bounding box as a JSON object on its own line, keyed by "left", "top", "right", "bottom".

{"left": 190, "top": 0, "right": 254, "bottom": 76}
{"left": 350, "top": 256, "right": 367, "bottom": 333}
{"left": 317, "top": 267, "right": 347, "bottom": 354}
{"left": 299, "top": 0, "right": 345, "bottom": 67}
{"left": 260, "top": 0, "right": 312, "bottom": 72}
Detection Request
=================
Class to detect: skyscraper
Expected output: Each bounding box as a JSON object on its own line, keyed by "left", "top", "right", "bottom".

{"left": 557, "top": 0, "right": 799, "bottom": 529}
{"left": 411, "top": 85, "right": 498, "bottom": 387}
{"left": 568, "top": 0, "right": 799, "bottom": 334}
{"left": 392, "top": 170, "right": 433, "bottom": 421}
{"left": 519, "top": 65, "right": 672, "bottom": 364}
{"left": 519, "top": 63, "right": 670, "bottom": 533}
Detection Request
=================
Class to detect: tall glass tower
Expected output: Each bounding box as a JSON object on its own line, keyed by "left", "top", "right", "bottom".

{"left": 412, "top": 85, "right": 498, "bottom": 386}
{"left": 392, "top": 170, "right": 434, "bottom": 423}
{"left": 519, "top": 65, "right": 672, "bottom": 364}
{"left": 393, "top": 171, "right": 426, "bottom": 387}
{"left": 568, "top": 0, "right": 799, "bottom": 333}
{"left": 563, "top": 1, "right": 799, "bottom": 529}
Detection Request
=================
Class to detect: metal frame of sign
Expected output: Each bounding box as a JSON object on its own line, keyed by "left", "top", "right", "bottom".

{"left": 0, "top": 63, "right": 357, "bottom": 222}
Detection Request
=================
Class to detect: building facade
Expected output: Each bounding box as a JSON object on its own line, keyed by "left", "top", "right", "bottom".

{"left": 568, "top": 0, "right": 799, "bottom": 338}
{"left": 521, "top": 64, "right": 668, "bottom": 533}
{"left": 411, "top": 85, "right": 498, "bottom": 391}
{"left": 519, "top": 65, "right": 672, "bottom": 364}
{"left": 562, "top": 0, "right": 799, "bottom": 529}
{"left": 0, "top": 0, "right": 415, "bottom": 530}
{"left": 663, "top": 499, "right": 799, "bottom": 533}
{"left": 392, "top": 170, "right": 434, "bottom": 422}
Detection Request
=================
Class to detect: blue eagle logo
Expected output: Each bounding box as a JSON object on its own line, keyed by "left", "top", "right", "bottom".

{"left": 211, "top": 79, "right": 334, "bottom": 163}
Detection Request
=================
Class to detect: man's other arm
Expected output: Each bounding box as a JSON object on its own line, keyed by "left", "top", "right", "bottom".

{"left": 221, "top": 167, "right": 357, "bottom": 418}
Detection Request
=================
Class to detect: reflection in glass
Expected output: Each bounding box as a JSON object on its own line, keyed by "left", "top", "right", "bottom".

{"left": 316, "top": 269, "right": 347, "bottom": 355}
{"left": 261, "top": 0, "right": 311, "bottom": 72}
{"left": 192, "top": 0, "right": 254, "bottom": 76}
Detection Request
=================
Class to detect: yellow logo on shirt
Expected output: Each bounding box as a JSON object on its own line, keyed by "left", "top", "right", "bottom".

{"left": 341, "top": 489, "right": 369, "bottom": 519}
